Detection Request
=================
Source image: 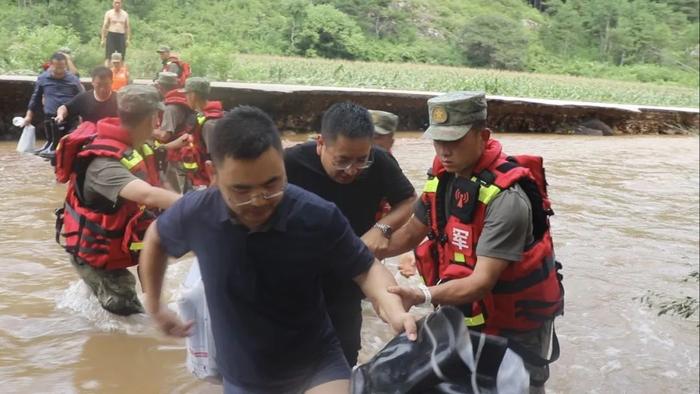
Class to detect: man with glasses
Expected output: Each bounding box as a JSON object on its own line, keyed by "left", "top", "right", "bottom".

{"left": 140, "top": 106, "right": 417, "bottom": 393}
{"left": 284, "top": 102, "right": 416, "bottom": 366}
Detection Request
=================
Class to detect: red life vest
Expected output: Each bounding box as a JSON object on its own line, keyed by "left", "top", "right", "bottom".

{"left": 415, "top": 139, "right": 563, "bottom": 334}
{"left": 160, "top": 89, "right": 195, "bottom": 164}
{"left": 54, "top": 118, "right": 161, "bottom": 270}
{"left": 162, "top": 56, "right": 191, "bottom": 87}
{"left": 182, "top": 101, "right": 223, "bottom": 187}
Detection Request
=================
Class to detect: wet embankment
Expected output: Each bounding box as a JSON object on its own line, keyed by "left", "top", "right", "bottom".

{"left": 1, "top": 75, "right": 697, "bottom": 139}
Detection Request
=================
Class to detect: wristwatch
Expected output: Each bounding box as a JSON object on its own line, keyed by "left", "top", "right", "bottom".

{"left": 373, "top": 223, "right": 393, "bottom": 239}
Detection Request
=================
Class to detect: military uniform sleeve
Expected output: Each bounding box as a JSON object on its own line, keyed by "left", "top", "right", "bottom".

{"left": 475, "top": 185, "right": 533, "bottom": 262}
{"left": 83, "top": 157, "right": 139, "bottom": 205}
{"left": 201, "top": 121, "right": 217, "bottom": 151}
{"left": 160, "top": 105, "right": 186, "bottom": 133}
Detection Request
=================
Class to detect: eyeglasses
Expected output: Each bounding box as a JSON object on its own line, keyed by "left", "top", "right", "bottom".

{"left": 230, "top": 182, "right": 286, "bottom": 207}
{"left": 329, "top": 150, "right": 374, "bottom": 172}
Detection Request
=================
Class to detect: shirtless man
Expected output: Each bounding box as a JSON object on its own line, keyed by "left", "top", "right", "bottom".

{"left": 101, "top": 0, "right": 131, "bottom": 65}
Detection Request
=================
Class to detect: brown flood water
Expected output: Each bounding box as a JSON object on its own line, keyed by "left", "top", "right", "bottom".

{"left": 0, "top": 134, "right": 698, "bottom": 393}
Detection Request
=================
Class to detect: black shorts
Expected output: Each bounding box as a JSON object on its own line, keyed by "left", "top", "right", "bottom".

{"left": 106, "top": 31, "right": 126, "bottom": 60}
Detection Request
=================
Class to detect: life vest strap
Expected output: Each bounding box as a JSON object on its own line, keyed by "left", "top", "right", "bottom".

{"left": 491, "top": 255, "right": 556, "bottom": 294}
{"left": 64, "top": 203, "right": 125, "bottom": 238}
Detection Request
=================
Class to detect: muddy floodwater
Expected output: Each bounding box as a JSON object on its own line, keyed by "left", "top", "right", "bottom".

{"left": 0, "top": 134, "right": 698, "bottom": 393}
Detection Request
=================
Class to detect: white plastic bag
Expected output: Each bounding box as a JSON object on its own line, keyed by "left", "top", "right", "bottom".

{"left": 177, "top": 259, "right": 222, "bottom": 383}
{"left": 16, "top": 124, "right": 36, "bottom": 153}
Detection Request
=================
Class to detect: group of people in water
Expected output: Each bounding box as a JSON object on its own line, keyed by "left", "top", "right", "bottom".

{"left": 22, "top": 21, "right": 564, "bottom": 392}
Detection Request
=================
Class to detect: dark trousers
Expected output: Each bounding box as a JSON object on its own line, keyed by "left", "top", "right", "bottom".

{"left": 327, "top": 301, "right": 363, "bottom": 367}
{"left": 106, "top": 31, "right": 126, "bottom": 60}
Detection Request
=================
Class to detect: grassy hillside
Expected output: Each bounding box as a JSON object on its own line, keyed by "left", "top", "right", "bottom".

{"left": 0, "top": 0, "right": 697, "bottom": 106}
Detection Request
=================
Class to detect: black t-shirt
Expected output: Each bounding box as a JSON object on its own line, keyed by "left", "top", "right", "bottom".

{"left": 284, "top": 141, "right": 415, "bottom": 305}
{"left": 65, "top": 90, "right": 118, "bottom": 123}
{"left": 285, "top": 141, "right": 415, "bottom": 236}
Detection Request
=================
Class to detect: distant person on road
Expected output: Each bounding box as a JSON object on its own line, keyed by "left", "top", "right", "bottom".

{"left": 23, "top": 52, "right": 84, "bottom": 157}
{"left": 154, "top": 71, "right": 196, "bottom": 193}
{"left": 156, "top": 46, "right": 191, "bottom": 87}
{"left": 55, "top": 66, "right": 118, "bottom": 125}
{"left": 101, "top": 0, "right": 130, "bottom": 65}
{"left": 41, "top": 47, "right": 79, "bottom": 77}
{"left": 109, "top": 52, "right": 130, "bottom": 91}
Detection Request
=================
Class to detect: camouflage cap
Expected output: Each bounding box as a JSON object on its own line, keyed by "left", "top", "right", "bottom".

{"left": 58, "top": 47, "right": 72, "bottom": 55}
{"left": 423, "top": 91, "right": 487, "bottom": 141}
{"left": 117, "top": 84, "right": 165, "bottom": 113}
{"left": 369, "top": 110, "right": 399, "bottom": 135}
{"left": 183, "top": 77, "right": 211, "bottom": 95}
{"left": 156, "top": 71, "right": 178, "bottom": 87}
{"left": 111, "top": 51, "right": 123, "bottom": 62}
{"left": 156, "top": 45, "right": 171, "bottom": 53}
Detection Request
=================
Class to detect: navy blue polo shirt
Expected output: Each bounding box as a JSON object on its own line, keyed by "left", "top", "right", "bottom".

{"left": 156, "top": 184, "right": 374, "bottom": 389}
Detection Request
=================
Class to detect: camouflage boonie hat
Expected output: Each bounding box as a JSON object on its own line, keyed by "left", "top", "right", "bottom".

{"left": 156, "top": 45, "right": 171, "bottom": 53}
{"left": 369, "top": 110, "right": 399, "bottom": 135}
{"left": 117, "top": 84, "right": 165, "bottom": 113}
{"left": 184, "top": 77, "right": 211, "bottom": 95}
{"left": 423, "top": 91, "right": 487, "bottom": 141}
{"left": 156, "top": 71, "right": 178, "bottom": 87}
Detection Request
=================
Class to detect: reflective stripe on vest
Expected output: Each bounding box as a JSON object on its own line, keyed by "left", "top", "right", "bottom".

{"left": 118, "top": 144, "right": 153, "bottom": 170}
{"left": 423, "top": 177, "right": 439, "bottom": 193}
{"left": 464, "top": 314, "right": 485, "bottom": 327}
{"left": 182, "top": 161, "right": 198, "bottom": 170}
{"left": 197, "top": 114, "right": 206, "bottom": 126}
{"left": 423, "top": 175, "right": 502, "bottom": 205}
{"left": 129, "top": 242, "right": 143, "bottom": 251}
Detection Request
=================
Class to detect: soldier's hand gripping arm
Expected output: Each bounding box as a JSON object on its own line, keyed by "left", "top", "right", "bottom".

{"left": 354, "top": 260, "right": 418, "bottom": 341}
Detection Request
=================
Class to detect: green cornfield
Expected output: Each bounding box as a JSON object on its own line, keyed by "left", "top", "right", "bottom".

{"left": 207, "top": 55, "right": 698, "bottom": 108}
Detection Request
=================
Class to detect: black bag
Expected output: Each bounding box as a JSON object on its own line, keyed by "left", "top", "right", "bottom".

{"left": 350, "top": 306, "right": 530, "bottom": 394}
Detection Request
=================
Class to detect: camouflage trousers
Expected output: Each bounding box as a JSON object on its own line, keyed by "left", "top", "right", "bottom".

{"left": 69, "top": 256, "right": 144, "bottom": 316}
{"left": 504, "top": 320, "right": 554, "bottom": 394}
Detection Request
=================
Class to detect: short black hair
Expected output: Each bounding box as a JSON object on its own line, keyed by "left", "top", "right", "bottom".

{"left": 90, "top": 66, "right": 113, "bottom": 80}
{"left": 50, "top": 52, "right": 67, "bottom": 62}
{"left": 210, "top": 106, "right": 282, "bottom": 163}
{"left": 320, "top": 102, "right": 374, "bottom": 142}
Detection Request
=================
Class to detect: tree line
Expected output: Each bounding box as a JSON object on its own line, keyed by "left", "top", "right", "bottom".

{"left": 0, "top": 0, "right": 697, "bottom": 86}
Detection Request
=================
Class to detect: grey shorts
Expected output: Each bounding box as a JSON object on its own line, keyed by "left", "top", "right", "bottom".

{"left": 223, "top": 344, "right": 350, "bottom": 394}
